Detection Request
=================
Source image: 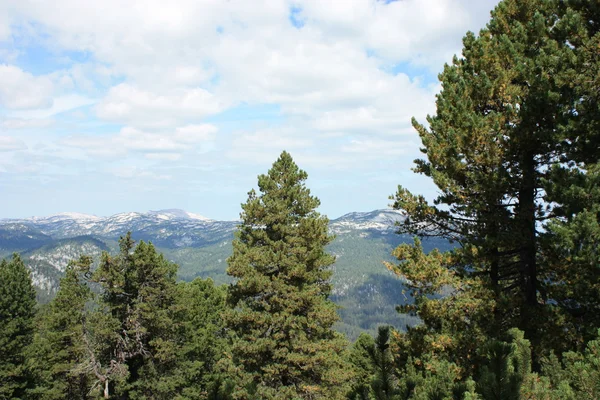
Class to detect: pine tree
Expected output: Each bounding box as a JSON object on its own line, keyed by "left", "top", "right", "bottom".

{"left": 385, "top": 239, "right": 495, "bottom": 380}
{"left": 542, "top": 163, "right": 600, "bottom": 351}
{"left": 84, "top": 233, "right": 180, "bottom": 398}
{"left": 477, "top": 329, "right": 532, "bottom": 400}
{"left": 370, "top": 326, "right": 398, "bottom": 400}
{"left": 225, "top": 151, "right": 352, "bottom": 399}
{"left": 348, "top": 327, "right": 400, "bottom": 400}
{"left": 539, "top": 0, "right": 600, "bottom": 352}
{"left": 28, "top": 256, "right": 93, "bottom": 399}
{"left": 521, "top": 329, "right": 600, "bottom": 399}
{"left": 391, "top": 0, "right": 596, "bottom": 359}
{"left": 348, "top": 333, "right": 376, "bottom": 400}
{"left": 394, "top": 357, "right": 478, "bottom": 400}
{"left": 167, "top": 278, "right": 229, "bottom": 399}
{"left": 0, "top": 254, "right": 37, "bottom": 399}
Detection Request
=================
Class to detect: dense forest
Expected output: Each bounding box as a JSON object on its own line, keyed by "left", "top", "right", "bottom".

{"left": 1, "top": 0, "right": 599, "bottom": 398}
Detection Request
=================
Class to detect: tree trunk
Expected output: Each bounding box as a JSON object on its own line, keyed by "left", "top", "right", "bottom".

{"left": 519, "top": 151, "right": 537, "bottom": 309}
{"left": 518, "top": 149, "right": 539, "bottom": 367}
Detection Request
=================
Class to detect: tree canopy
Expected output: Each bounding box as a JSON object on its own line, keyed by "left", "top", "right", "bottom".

{"left": 0, "top": 254, "right": 37, "bottom": 399}
{"left": 391, "top": 0, "right": 600, "bottom": 362}
{"left": 226, "top": 151, "right": 352, "bottom": 399}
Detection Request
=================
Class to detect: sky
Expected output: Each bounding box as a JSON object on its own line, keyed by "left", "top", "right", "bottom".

{"left": 0, "top": 0, "right": 500, "bottom": 220}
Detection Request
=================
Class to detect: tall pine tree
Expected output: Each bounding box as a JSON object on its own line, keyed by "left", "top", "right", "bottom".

{"left": 0, "top": 254, "right": 37, "bottom": 399}
{"left": 84, "top": 234, "right": 180, "bottom": 398}
{"left": 539, "top": 0, "right": 600, "bottom": 352}
{"left": 28, "top": 256, "right": 93, "bottom": 399}
{"left": 167, "top": 278, "right": 230, "bottom": 399}
{"left": 391, "top": 0, "right": 597, "bottom": 359}
{"left": 225, "top": 151, "right": 352, "bottom": 399}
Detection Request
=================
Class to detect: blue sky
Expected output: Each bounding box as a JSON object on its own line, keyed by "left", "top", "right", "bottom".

{"left": 0, "top": 0, "right": 500, "bottom": 220}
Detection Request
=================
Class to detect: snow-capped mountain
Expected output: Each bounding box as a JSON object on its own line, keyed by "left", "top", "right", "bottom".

{"left": 1, "top": 209, "right": 228, "bottom": 244}
{"left": 31, "top": 212, "right": 102, "bottom": 222}
{"left": 329, "top": 209, "right": 404, "bottom": 234}
{"left": 147, "top": 209, "right": 212, "bottom": 221}
{"left": 1, "top": 208, "right": 404, "bottom": 246}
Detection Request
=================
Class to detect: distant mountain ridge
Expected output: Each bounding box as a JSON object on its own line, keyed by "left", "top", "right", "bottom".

{"left": 4, "top": 209, "right": 211, "bottom": 222}
{"left": 0, "top": 208, "right": 447, "bottom": 339}
{"left": 0, "top": 208, "right": 405, "bottom": 247}
{"left": 2, "top": 208, "right": 402, "bottom": 232}
{"left": 1, "top": 209, "right": 215, "bottom": 239}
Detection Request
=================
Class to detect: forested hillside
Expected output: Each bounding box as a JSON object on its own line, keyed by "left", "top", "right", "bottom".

{"left": 1, "top": 0, "right": 599, "bottom": 399}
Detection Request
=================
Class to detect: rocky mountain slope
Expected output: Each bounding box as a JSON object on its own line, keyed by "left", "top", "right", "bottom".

{"left": 0, "top": 209, "right": 451, "bottom": 338}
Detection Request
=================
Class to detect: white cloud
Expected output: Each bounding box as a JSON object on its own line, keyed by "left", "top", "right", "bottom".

{"left": 145, "top": 153, "right": 182, "bottom": 161}
{"left": 341, "top": 138, "right": 415, "bottom": 157}
{"left": 296, "top": 0, "right": 498, "bottom": 68}
{"left": 0, "top": 65, "right": 54, "bottom": 110}
{"left": 312, "top": 100, "right": 432, "bottom": 136}
{"left": 1, "top": 118, "right": 54, "bottom": 130}
{"left": 62, "top": 124, "right": 218, "bottom": 158}
{"left": 7, "top": 94, "right": 96, "bottom": 119}
{"left": 0, "top": 48, "right": 20, "bottom": 64}
{"left": 3, "top": 0, "right": 498, "bottom": 119}
{"left": 226, "top": 127, "right": 405, "bottom": 170}
{"left": 117, "top": 127, "right": 190, "bottom": 152}
{"left": 227, "top": 128, "right": 316, "bottom": 167}
{"left": 111, "top": 166, "right": 172, "bottom": 180}
{"left": 232, "top": 129, "right": 313, "bottom": 150}
{"left": 227, "top": 125, "right": 419, "bottom": 170}
{"left": 0, "top": 136, "right": 27, "bottom": 151}
{"left": 174, "top": 124, "right": 218, "bottom": 143}
{"left": 96, "top": 84, "right": 224, "bottom": 128}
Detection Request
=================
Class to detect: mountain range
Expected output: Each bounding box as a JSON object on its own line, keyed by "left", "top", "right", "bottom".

{"left": 0, "top": 209, "right": 451, "bottom": 339}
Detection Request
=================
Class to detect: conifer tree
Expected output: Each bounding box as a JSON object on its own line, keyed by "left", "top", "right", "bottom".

{"left": 477, "top": 329, "right": 532, "bottom": 400}
{"left": 370, "top": 326, "right": 398, "bottom": 400}
{"left": 542, "top": 163, "right": 600, "bottom": 351}
{"left": 226, "top": 151, "right": 352, "bottom": 399}
{"left": 348, "top": 327, "right": 400, "bottom": 400}
{"left": 391, "top": 0, "right": 597, "bottom": 358}
{"left": 348, "top": 333, "right": 377, "bottom": 400}
{"left": 385, "top": 239, "right": 494, "bottom": 382}
{"left": 84, "top": 233, "right": 180, "bottom": 398}
{"left": 168, "top": 278, "right": 229, "bottom": 399}
{"left": 394, "top": 357, "right": 478, "bottom": 400}
{"left": 0, "top": 254, "right": 37, "bottom": 399}
{"left": 528, "top": 329, "right": 600, "bottom": 399}
{"left": 28, "top": 256, "right": 93, "bottom": 399}
{"left": 539, "top": 0, "right": 600, "bottom": 351}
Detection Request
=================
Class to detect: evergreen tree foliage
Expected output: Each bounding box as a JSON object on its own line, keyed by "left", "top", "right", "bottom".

{"left": 169, "top": 278, "right": 230, "bottom": 399}
{"left": 477, "top": 329, "right": 531, "bottom": 400}
{"left": 385, "top": 239, "right": 494, "bottom": 379}
{"left": 22, "top": 236, "right": 230, "bottom": 399}
{"left": 28, "top": 256, "right": 93, "bottom": 399}
{"left": 533, "top": 0, "right": 600, "bottom": 354}
{"left": 370, "top": 326, "right": 399, "bottom": 400}
{"left": 394, "top": 357, "right": 478, "bottom": 400}
{"left": 0, "top": 254, "right": 37, "bottom": 399}
{"left": 348, "top": 333, "right": 376, "bottom": 400}
{"left": 347, "top": 327, "right": 400, "bottom": 400}
{"left": 390, "top": 0, "right": 600, "bottom": 360}
{"left": 521, "top": 329, "right": 600, "bottom": 400}
{"left": 85, "top": 233, "right": 180, "bottom": 398}
{"left": 542, "top": 163, "right": 600, "bottom": 351}
{"left": 0, "top": 2, "right": 597, "bottom": 398}
{"left": 225, "top": 151, "right": 352, "bottom": 399}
